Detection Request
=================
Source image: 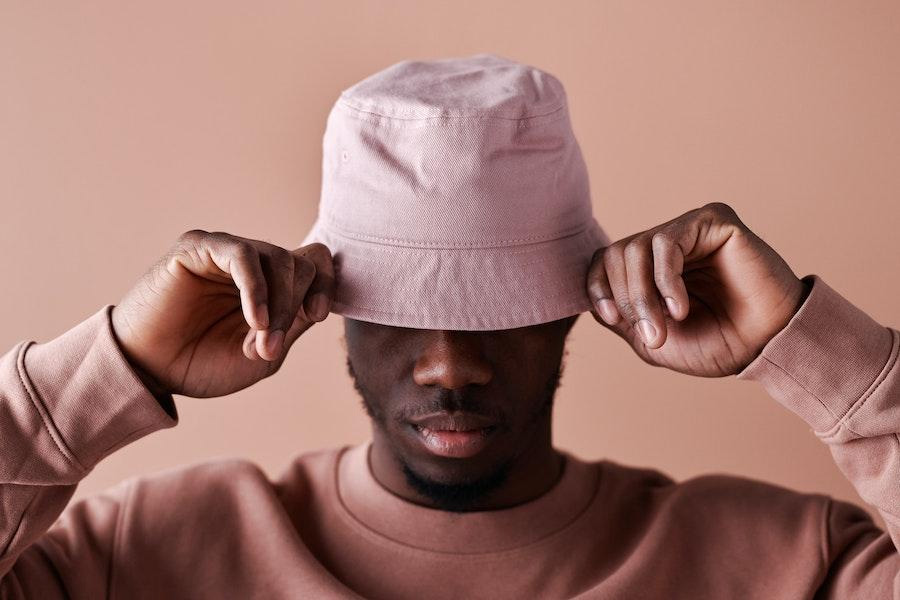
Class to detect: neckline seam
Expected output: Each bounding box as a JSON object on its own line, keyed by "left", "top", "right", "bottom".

{"left": 332, "top": 443, "right": 606, "bottom": 558}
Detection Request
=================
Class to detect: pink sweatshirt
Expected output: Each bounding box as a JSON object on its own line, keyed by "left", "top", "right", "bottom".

{"left": 1, "top": 273, "right": 898, "bottom": 599}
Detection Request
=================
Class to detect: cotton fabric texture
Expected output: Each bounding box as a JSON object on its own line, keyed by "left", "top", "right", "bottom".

{"left": 301, "top": 54, "right": 611, "bottom": 330}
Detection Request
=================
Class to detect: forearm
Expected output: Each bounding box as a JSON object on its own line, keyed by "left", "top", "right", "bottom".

{"left": 0, "top": 305, "right": 177, "bottom": 581}
{"left": 736, "top": 273, "right": 900, "bottom": 596}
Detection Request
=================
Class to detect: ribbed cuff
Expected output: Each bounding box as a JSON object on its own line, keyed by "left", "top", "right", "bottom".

{"left": 736, "top": 274, "right": 895, "bottom": 434}
{"left": 19, "top": 304, "right": 178, "bottom": 472}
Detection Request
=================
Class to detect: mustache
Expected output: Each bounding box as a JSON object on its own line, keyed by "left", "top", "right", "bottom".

{"left": 395, "top": 387, "right": 508, "bottom": 423}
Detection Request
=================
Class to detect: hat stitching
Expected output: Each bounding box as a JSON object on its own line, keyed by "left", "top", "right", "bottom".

{"left": 317, "top": 219, "right": 597, "bottom": 249}
{"left": 337, "top": 96, "right": 567, "bottom": 122}
{"left": 334, "top": 271, "right": 591, "bottom": 302}
{"left": 335, "top": 251, "right": 591, "bottom": 274}
{"left": 330, "top": 231, "right": 596, "bottom": 260}
{"left": 335, "top": 100, "right": 569, "bottom": 129}
{"left": 334, "top": 277, "right": 589, "bottom": 299}
{"left": 335, "top": 287, "right": 589, "bottom": 308}
{"left": 332, "top": 297, "right": 586, "bottom": 319}
{"left": 330, "top": 303, "right": 589, "bottom": 331}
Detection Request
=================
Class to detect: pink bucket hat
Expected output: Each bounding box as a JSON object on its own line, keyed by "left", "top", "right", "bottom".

{"left": 301, "top": 53, "right": 611, "bottom": 330}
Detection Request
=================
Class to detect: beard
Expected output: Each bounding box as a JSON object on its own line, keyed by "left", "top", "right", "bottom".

{"left": 346, "top": 352, "right": 566, "bottom": 512}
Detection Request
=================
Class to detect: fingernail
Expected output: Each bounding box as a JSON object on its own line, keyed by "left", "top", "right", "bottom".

{"left": 265, "top": 329, "right": 284, "bottom": 357}
{"left": 664, "top": 296, "right": 678, "bottom": 317}
{"left": 598, "top": 299, "right": 619, "bottom": 324}
{"left": 637, "top": 319, "right": 657, "bottom": 344}
{"left": 310, "top": 293, "right": 329, "bottom": 321}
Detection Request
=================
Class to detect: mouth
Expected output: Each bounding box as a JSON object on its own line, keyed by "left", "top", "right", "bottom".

{"left": 407, "top": 412, "right": 499, "bottom": 459}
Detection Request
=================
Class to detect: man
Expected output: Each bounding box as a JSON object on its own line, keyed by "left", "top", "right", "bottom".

{"left": 0, "top": 54, "right": 897, "bottom": 598}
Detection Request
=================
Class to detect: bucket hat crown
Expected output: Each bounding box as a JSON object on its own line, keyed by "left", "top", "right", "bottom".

{"left": 302, "top": 53, "right": 611, "bottom": 330}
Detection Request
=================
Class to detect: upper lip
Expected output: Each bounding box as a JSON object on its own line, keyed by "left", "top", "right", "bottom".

{"left": 408, "top": 412, "right": 498, "bottom": 432}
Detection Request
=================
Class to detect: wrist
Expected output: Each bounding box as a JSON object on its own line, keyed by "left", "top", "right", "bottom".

{"left": 110, "top": 307, "right": 175, "bottom": 410}
{"left": 123, "top": 354, "right": 177, "bottom": 418}
{"left": 775, "top": 275, "right": 811, "bottom": 333}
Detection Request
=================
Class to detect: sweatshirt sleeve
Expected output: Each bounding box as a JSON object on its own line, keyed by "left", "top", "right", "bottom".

{"left": 736, "top": 273, "right": 900, "bottom": 598}
{"left": 0, "top": 304, "right": 177, "bottom": 598}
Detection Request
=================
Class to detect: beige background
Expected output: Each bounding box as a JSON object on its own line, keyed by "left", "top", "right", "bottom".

{"left": 2, "top": 1, "right": 898, "bottom": 527}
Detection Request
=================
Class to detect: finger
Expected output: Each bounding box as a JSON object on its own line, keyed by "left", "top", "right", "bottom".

{"left": 278, "top": 266, "right": 319, "bottom": 355}
{"left": 674, "top": 202, "right": 745, "bottom": 262}
{"left": 651, "top": 230, "right": 689, "bottom": 321}
{"left": 295, "top": 243, "right": 335, "bottom": 322}
{"left": 257, "top": 252, "right": 318, "bottom": 360}
{"left": 255, "top": 248, "right": 299, "bottom": 361}
{"left": 602, "top": 243, "right": 638, "bottom": 328}
{"left": 243, "top": 327, "right": 261, "bottom": 361}
{"left": 182, "top": 231, "right": 270, "bottom": 331}
{"left": 288, "top": 253, "right": 319, "bottom": 328}
{"left": 624, "top": 237, "right": 668, "bottom": 348}
{"left": 586, "top": 247, "right": 621, "bottom": 326}
{"left": 229, "top": 246, "right": 269, "bottom": 331}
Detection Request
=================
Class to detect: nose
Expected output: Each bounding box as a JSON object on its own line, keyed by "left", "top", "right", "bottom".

{"left": 412, "top": 330, "right": 493, "bottom": 389}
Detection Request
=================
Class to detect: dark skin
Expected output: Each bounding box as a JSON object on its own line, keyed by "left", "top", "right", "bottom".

{"left": 342, "top": 314, "right": 578, "bottom": 510}
{"left": 111, "top": 203, "right": 807, "bottom": 512}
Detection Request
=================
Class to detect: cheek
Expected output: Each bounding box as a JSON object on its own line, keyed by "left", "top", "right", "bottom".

{"left": 499, "top": 350, "right": 564, "bottom": 411}
{"left": 347, "top": 351, "right": 410, "bottom": 418}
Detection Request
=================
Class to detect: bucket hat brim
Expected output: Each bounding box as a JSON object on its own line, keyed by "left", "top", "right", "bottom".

{"left": 302, "top": 218, "right": 611, "bottom": 331}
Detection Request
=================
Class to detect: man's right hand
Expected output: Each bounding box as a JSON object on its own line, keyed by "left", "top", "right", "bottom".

{"left": 111, "top": 230, "right": 335, "bottom": 399}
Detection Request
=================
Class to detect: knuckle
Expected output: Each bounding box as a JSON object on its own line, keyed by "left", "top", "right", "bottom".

{"left": 610, "top": 293, "right": 634, "bottom": 318}
{"left": 269, "top": 248, "right": 294, "bottom": 274}
{"left": 587, "top": 276, "right": 609, "bottom": 298}
{"left": 602, "top": 252, "right": 623, "bottom": 277}
{"left": 296, "top": 256, "right": 316, "bottom": 279}
{"left": 178, "top": 229, "right": 205, "bottom": 242}
{"left": 231, "top": 240, "right": 257, "bottom": 262}
{"left": 608, "top": 238, "right": 627, "bottom": 251}
{"left": 176, "top": 229, "right": 207, "bottom": 250}
{"left": 703, "top": 201, "right": 737, "bottom": 220}
{"left": 619, "top": 305, "right": 639, "bottom": 326}
{"left": 587, "top": 254, "right": 607, "bottom": 277}
{"left": 307, "top": 242, "right": 331, "bottom": 258}
{"left": 650, "top": 231, "right": 672, "bottom": 250}
{"left": 162, "top": 247, "right": 188, "bottom": 275}
{"left": 623, "top": 238, "right": 646, "bottom": 258}
{"left": 653, "top": 261, "right": 675, "bottom": 284}
{"left": 654, "top": 269, "right": 677, "bottom": 288}
{"left": 631, "top": 293, "right": 652, "bottom": 311}
{"left": 602, "top": 243, "right": 624, "bottom": 265}
{"left": 587, "top": 271, "right": 608, "bottom": 291}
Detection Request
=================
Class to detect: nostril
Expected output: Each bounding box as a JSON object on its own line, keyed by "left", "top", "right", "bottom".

{"left": 412, "top": 357, "right": 492, "bottom": 389}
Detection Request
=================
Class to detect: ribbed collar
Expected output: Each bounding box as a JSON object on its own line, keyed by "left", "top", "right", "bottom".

{"left": 334, "top": 441, "right": 601, "bottom": 554}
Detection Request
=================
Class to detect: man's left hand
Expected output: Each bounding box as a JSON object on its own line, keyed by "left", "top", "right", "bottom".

{"left": 585, "top": 202, "right": 809, "bottom": 377}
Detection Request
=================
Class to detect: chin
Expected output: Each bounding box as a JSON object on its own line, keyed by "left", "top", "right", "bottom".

{"left": 406, "top": 454, "right": 498, "bottom": 484}
{"left": 400, "top": 451, "right": 514, "bottom": 512}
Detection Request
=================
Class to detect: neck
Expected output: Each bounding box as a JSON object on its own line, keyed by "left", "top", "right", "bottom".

{"left": 368, "top": 420, "right": 564, "bottom": 511}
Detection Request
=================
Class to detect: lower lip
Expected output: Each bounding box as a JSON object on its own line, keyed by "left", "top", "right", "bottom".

{"left": 412, "top": 425, "right": 496, "bottom": 458}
